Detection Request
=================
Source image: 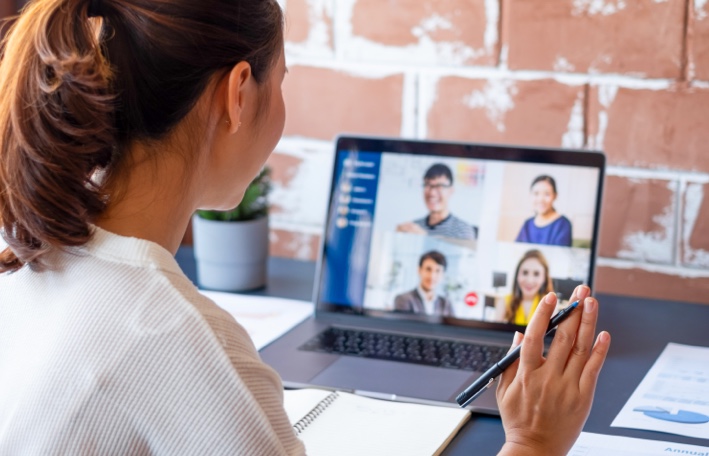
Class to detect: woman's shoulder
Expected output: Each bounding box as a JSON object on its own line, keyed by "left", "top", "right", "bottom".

{"left": 136, "top": 270, "right": 258, "bottom": 357}
{"left": 553, "top": 215, "right": 572, "bottom": 228}
{"left": 36, "top": 240, "right": 254, "bottom": 357}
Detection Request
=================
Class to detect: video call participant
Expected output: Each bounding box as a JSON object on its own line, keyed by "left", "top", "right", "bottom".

{"left": 393, "top": 250, "right": 452, "bottom": 316}
{"left": 516, "top": 175, "right": 573, "bottom": 247}
{"left": 504, "top": 249, "right": 554, "bottom": 325}
{"left": 396, "top": 163, "right": 477, "bottom": 241}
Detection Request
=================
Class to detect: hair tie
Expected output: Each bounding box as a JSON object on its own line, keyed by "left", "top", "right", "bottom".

{"left": 87, "top": 0, "right": 102, "bottom": 17}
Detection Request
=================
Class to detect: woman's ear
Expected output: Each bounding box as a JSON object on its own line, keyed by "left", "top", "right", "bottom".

{"left": 225, "top": 61, "right": 253, "bottom": 134}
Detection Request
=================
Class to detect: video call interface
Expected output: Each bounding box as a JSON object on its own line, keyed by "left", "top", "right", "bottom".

{"left": 319, "top": 148, "right": 602, "bottom": 328}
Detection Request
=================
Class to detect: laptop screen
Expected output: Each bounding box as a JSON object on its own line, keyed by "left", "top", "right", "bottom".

{"left": 317, "top": 136, "right": 605, "bottom": 332}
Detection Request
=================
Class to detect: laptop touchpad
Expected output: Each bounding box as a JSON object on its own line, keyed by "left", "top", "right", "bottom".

{"left": 310, "top": 357, "right": 474, "bottom": 403}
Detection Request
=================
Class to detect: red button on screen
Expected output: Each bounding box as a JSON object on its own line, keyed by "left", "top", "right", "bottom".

{"left": 464, "top": 292, "right": 478, "bottom": 307}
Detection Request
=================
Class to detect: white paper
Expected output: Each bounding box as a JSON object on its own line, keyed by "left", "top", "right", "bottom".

{"left": 611, "top": 342, "right": 709, "bottom": 440}
{"left": 199, "top": 291, "right": 313, "bottom": 350}
{"left": 568, "top": 432, "right": 709, "bottom": 455}
{"left": 283, "top": 389, "right": 470, "bottom": 456}
{"left": 282, "top": 388, "right": 333, "bottom": 426}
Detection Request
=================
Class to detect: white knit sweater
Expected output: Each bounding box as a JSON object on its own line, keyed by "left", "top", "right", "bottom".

{"left": 0, "top": 227, "right": 305, "bottom": 455}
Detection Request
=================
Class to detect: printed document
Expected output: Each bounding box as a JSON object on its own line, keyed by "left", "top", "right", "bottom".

{"left": 200, "top": 291, "right": 313, "bottom": 350}
{"left": 569, "top": 432, "right": 709, "bottom": 455}
{"left": 611, "top": 343, "right": 709, "bottom": 440}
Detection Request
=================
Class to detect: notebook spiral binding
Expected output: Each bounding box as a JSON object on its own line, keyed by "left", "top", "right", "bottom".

{"left": 292, "top": 392, "right": 340, "bottom": 436}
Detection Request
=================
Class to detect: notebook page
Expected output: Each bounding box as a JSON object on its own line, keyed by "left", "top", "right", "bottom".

{"left": 282, "top": 388, "right": 334, "bottom": 426}
{"left": 287, "top": 390, "right": 471, "bottom": 456}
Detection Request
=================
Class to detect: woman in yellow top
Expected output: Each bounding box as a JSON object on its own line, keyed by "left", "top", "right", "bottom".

{"left": 505, "top": 249, "right": 554, "bottom": 325}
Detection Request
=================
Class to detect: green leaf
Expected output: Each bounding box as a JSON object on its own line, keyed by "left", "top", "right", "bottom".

{"left": 196, "top": 166, "right": 271, "bottom": 222}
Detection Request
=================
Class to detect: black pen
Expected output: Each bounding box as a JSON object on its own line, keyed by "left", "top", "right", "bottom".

{"left": 455, "top": 300, "right": 581, "bottom": 408}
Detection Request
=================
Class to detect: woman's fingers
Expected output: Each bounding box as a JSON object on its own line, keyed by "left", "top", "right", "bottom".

{"left": 545, "top": 286, "right": 591, "bottom": 373}
{"left": 500, "top": 285, "right": 609, "bottom": 407}
{"left": 563, "top": 296, "right": 600, "bottom": 379}
{"left": 519, "top": 292, "right": 556, "bottom": 372}
{"left": 579, "top": 331, "right": 611, "bottom": 396}
{"left": 497, "top": 331, "right": 523, "bottom": 399}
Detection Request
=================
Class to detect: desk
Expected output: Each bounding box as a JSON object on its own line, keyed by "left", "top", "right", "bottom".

{"left": 176, "top": 247, "right": 709, "bottom": 453}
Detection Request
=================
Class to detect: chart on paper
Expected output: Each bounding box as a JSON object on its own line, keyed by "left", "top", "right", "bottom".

{"left": 611, "top": 343, "right": 709, "bottom": 440}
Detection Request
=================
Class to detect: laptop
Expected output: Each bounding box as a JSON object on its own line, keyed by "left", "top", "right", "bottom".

{"left": 260, "top": 135, "right": 605, "bottom": 414}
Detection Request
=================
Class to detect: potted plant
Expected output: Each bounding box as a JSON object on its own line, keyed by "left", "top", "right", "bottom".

{"left": 192, "top": 167, "right": 272, "bottom": 291}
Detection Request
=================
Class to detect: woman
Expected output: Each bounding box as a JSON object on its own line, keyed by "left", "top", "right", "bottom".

{"left": 505, "top": 250, "right": 554, "bottom": 325}
{"left": 516, "top": 175, "right": 573, "bottom": 247}
{"left": 0, "top": 1, "right": 609, "bottom": 454}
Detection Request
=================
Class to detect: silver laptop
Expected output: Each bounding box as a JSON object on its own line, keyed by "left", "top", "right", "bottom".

{"left": 260, "top": 135, "right": 605, "bottom": 414}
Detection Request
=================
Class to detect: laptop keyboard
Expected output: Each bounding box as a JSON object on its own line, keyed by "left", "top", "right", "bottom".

{"left": 299, "top": 327, "right": 508, "bottom": 372}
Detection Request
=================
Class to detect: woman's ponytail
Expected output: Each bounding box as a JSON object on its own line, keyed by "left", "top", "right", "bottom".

{"left": 0, "top": 0, "right": 115, "bottom": 272}
{"left": 1, "top": 0, "right": 284, "bottom": 273}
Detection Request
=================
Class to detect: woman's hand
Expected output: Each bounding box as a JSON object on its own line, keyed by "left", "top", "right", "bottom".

{"left": 496, "top": 286, "right": 611, "bottom": 456}
{"left": 395, "top": 221, "right": 427, "bottom": 235}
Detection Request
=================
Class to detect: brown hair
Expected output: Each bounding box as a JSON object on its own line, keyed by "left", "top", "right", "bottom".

{"left": 530, "top": 175, "right": 557, "bottom": 194}
{"left": 0, "top": 0, "right": 284, "bottom": 272}
{"left": 505, "top": 249, "right": 554, "bottom": 324}
{"left": 418, "top": 250, "right": 447, "bottom": 270}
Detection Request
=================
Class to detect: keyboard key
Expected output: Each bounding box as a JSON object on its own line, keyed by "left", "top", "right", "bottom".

{"left": 299, "top": 327, "right": 507, "bottom": 372}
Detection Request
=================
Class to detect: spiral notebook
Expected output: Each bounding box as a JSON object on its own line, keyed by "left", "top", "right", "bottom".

{"left": 283, "top": 388, "right": 471, "bottom": 456}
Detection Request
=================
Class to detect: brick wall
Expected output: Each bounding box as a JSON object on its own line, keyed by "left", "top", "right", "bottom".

{"left": 3, "top": 0, "right": 704, "bottom": 304}
{"left": 269, "top": 0, "right": 709, "bottom": 305}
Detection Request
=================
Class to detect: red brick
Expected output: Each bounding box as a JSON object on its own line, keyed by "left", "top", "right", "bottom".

{"left": 587, "top": 86, "right": 709, "bottom": 172}
{"left": 269, "top": 228, "right": 320, "bottom": 261}
{"left": 283, "top": 66, "right": 404, "bottom": 140}
{"left": 596, "top": 265, "right": 709, "bottom": 305}
{"left": 506, "top": 0, "right": 685, "bottom": 78}
{"left": 266, "top": 143, "right": 333, "bottom": 230}
{"left": 265, "top": 151, "right": 303, "bottom": 217}
{"left": 283, "top": 0, "right": 310, "bottom": 43}
{"left": 681, "top": 182, "right": 709, "bottom": 268}
{"left": 283, "top": 0, "right": 333, "bottom": 51}
{"left": 349, "top": 0, "right": 497, "bottom": 65}
{"left": 426, "top": 77, "right": 584, "bottom": 148}
{"left": 694, "top": 1, "right": 709, "bottom": 80}
{"left": 599, "top": 176, "right": 677, "bottom": 264}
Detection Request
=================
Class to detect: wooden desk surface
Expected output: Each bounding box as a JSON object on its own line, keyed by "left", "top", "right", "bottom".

{"left": 176, "top": 247, "right": 709, "bottom": 453}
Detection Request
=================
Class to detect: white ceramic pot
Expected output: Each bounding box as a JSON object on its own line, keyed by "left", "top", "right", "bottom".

{"left": 192, "top": 214, "right": 269, "bottom": 291}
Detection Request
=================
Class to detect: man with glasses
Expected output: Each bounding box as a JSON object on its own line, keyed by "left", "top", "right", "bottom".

{"left": 396, "top": 163, "right": 477, "bottom": 241}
